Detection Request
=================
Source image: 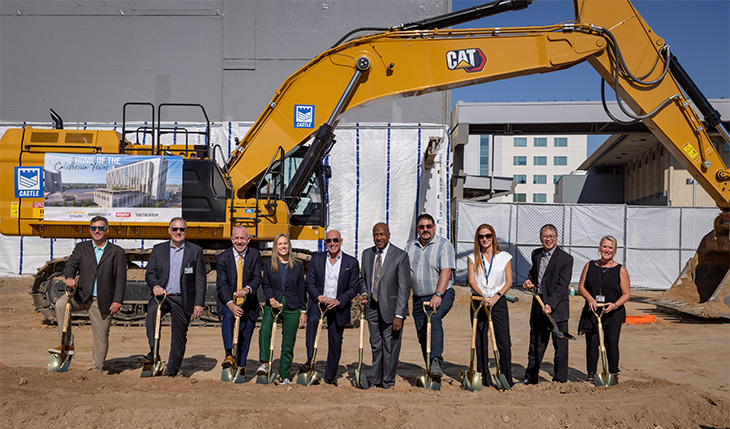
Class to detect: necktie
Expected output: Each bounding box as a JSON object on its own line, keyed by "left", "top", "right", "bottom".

{"left": 373, "top": 250, "right": 382, "bottom": 302}
{"left": 236, "top": 253, "right": 244, "bottom": 305}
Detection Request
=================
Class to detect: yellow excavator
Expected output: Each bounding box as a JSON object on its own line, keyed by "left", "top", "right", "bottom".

{"left": 0, "top": 0, "right": 728, "bottom": 322}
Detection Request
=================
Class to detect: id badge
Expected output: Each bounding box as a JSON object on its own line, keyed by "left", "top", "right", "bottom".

{"left": 596, "top": 295, "right": 606, "bottom": 303}
{"left": 184, "top": 266, "right": 193, "bottom": 275}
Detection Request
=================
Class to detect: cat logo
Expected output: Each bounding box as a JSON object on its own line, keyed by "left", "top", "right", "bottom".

{"left": 445, "top": 48, "right": 486, "bottom": 73}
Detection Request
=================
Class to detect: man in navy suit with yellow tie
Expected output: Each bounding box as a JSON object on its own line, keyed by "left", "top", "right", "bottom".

{"left": 303, "top": 229, "right": 360, "bottom": 386}
{"left": 216, "top": 226, "right": 262, "bottom": 375}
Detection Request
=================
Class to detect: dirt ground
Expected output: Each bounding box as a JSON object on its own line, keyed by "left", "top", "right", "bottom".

{"left": 1, "top": 275, "right": 728, "bottom": 429}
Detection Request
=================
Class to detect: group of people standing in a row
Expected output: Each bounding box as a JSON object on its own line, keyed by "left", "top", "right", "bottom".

{"left": 51, "top": 214, "right": 630, "bottom": 387}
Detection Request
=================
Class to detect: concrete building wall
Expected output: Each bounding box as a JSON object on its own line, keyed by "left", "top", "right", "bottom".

{"left": 0, "top": 0, "right": 449, "bottom": 124}
{"left": 624, "top": 144, "right": 717, "bottom": 207}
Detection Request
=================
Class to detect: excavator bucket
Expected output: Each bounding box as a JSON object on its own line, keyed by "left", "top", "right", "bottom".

{"left": 649, "top": 220, "right": 730, "bottom": 319}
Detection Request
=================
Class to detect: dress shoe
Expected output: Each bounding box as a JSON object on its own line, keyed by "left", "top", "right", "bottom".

{"left": 139, "top": 352, "right": 158, "bottom": 363}
{"left": 222, "top": 355, "right": 235, "bottom": 369}
{"left": 48, "top": 345, "right": 75, "bottom": 356}
{"left": 430, "top": 358, "right": 442, "bottom": 377}
{"left": 324, "top": 378, "right": 338, "bottom": 387}
{"left": 520, "top": 378, "right": 536, "bottom": 385}
{"left": 298, "top": 361, "right": 311, "bottom": 372}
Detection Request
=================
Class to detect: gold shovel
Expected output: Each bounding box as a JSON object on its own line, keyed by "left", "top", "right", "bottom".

{"left": 221, "top": 294, "right": 246, "bottom": 383}
{"left": 486, "top": 302, "right": 511, "bottom": 391}
{"left": 592, "top": 304, "right": 617, "bottom": 387}
{"left": 459, "top": 296, "right": 483, "bottom": 391}
{"left": 141, "top": 292, "right": 167, "bottom": 378}
{"left": 525, "top": 284, "right": 576, "bottom": 341}
{"left": 297, "top": 303, "right": 328, "bottom": 386}
{"left": 48, "top": 284, "right": 76, "bottom": 373}
{"left": 256, "top": 305, "right": 282, "bottom": 384}
{"left": 416, "top": 301, "right": 440, "bottom": 391}
{"left": 353, "top": 301, "right": 369, "bottom": 389}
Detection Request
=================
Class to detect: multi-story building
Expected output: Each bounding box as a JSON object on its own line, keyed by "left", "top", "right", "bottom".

{"left": 94, "top": 158, "right": 168, "bottom": 207}
{"left": 462, "top": 134, "right": 587, "bottom": 203}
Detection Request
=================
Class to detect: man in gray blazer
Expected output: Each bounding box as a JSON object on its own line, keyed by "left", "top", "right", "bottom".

{"left": 143, "top": 217, "right": 206, "bottom": 377}
{"left": 49, "top": 215, "right": 126, "bottom": 373}
{"left": 359, "top": 222, "right": 411, "bottom": 389}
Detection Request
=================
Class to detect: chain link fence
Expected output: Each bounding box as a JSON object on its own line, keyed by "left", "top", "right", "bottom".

{"left": 455, "top": 201, "right": 718, "bottom": 289}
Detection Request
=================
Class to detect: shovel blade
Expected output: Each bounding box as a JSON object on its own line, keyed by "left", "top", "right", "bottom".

{"left": 221, "top": 367, "right": 235, "bottom": 382}
{"left": 416, "top": 374, "right": 441, "bottom": 391}
{"left": 296, "top": 370, "right": 321, "bottom": 386}
{"left": 459, "top": 370, "right": 483, "bottom": 392}
{"left": 47, "top": 353, "right": 72, "bottom": 373}
{"left": 233, "top": 367, "right": 246, "bottom": 384}
{"left": 551, "top": 326, "right": 577, "bottom": 341}
{"left": 493, "top": 373, "right": 511, "bottom": 391}
{"left": 593, "top": 372, "right": 617, "bottom": 387}
{"left": 140, "top": 360, "right": 165, "bottom": 378}
{"left": 354, "top": 369, "right": 369, "bottom": 389}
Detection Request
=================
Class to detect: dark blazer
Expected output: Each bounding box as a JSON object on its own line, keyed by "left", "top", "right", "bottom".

{"left": 305, "top": 251, "right": 360, "bottom": 326}
{"left": 527, "top": 245, "right": 573, "bottom": 322}
{"left": 215, "top": 247, "right": 262, "bottom": 321}
{"left": 359, "top": 244, "right": 412, "bottom": 321}
{"left": 145, "top": 240, "right": 206, "bottom": 315}
{"left": 261, "top": 259, "right": 306, "bottom": 310}
{"left": 64, "top": 240, "right": 126, "bottom": 316}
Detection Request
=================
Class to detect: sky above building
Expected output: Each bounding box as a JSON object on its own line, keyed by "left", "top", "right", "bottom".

{"left": 450, "top": 0, "right": 730, "bottom": 154}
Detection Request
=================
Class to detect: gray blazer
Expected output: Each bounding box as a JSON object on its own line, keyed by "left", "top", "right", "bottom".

{"left": 64, "top": 240, "right": 127, "bottom": 316}
{"left": 359, "top": 244, "right": 412, "bottom": 321}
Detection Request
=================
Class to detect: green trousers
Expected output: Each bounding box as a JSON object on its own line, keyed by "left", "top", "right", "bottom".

{"left": 259, "top": 297, "right": 300, "bottom": 379}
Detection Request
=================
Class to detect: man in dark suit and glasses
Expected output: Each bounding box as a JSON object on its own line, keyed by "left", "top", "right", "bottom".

{"left": 522, "top": 224, "right": 574, "bottom": 384}
{"left": 143, "top": 217, "right": 206, "bottom": 377}
{"left": 359, "top": 222, "right": 411, "bottom": 389}
{"left": 303, "top": 229, "right": 360, "bottom": 386}
{"left": 215, "top": 226, "right": 262, "bottom": 374}
{"left": 50, "top": 215, "right": 126, "bottom": 373}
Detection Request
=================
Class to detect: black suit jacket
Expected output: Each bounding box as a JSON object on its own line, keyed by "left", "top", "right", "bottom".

{"left": 527, "top": 245, "right": 573, "bottom": 322}
{"left": 305, "top": 251, "right": 360, "bottom": 326}
{"left": 145, "top": 240, "right": 206, "bottom": 315}
{"left": 261, "top": 259, "right": 306, "bottom": 310}
{"left": 64, "top": 240, "right": 126, "bottom": 316}
{"left": 215, "top": 247, "right": 262, "bottom": 321}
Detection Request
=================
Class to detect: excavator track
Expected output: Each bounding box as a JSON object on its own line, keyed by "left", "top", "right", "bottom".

{"left": 31, "top": 248, "right": 313, "bottom": 326}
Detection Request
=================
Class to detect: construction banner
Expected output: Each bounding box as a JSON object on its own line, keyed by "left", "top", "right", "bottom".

{"left": 43, "top": 153, "right": 183, "bottom": 223}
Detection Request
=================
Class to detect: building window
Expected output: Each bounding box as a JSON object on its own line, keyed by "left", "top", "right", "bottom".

{"left": 534, "top": 137, "right": 547, "bottom": 147}
{"left": 514, "top": 156, "right": 527, "bottom": 166}
{"left": 480, "top": 135, "right": 490, "bottom": 176}
{"left": 513, "top": 193, "right": 526, "bottom": 202}
{"left": 533, "top": 175, "right": 547, "bottom": 184}
{"left": 554, "top": 137, "right": 568, "bottom": 147}
{"left": 514, "top": 137, "right": 527, "bottom": 147}
{"left": 533, "top": 193, "right": 547, "bottom": 203}
{"left": 554, "top": 156, "right": 568, "bottom": 166}
{"left": 553, "top": 175, "right": 562, "bottom": 184}
{"left": 534, "top": 156, "right": 547, "bottom": 166}
{"left": 513, "top": 174, "right": 527, "bottom": 184}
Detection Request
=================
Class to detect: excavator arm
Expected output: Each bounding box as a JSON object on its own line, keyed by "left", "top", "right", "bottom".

{"left": 227, "top": 0, "right": 729, "bottom": 208}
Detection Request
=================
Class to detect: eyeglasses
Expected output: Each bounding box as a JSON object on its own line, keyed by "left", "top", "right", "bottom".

{"left": 324, "top": 237, "right": 340, "bottom": 244}
{"left": 90, "top": 226, "right": 106, "bottom": 231}
{"left": 417, "top": 224, "right": 435, "bottom": 230}
{"left": 478, "top": 233, "right": 493, "bottom": 240}
{"left": 171, "top": 227, "right": 186, "bottom": 232}
{"left": 541, "top": 234, "right": 556, "bottom": 239}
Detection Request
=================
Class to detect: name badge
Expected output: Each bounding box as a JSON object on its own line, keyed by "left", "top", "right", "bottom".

{"left": 596, "top": 295, "right": 606, "bottom": 303}
{"left": 184, "top": 267, "right": 193, "bottom": 275}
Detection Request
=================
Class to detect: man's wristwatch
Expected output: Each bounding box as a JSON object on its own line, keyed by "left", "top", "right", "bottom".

{"left": 435, "top": 291, "right": 443, "bottom": 297}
